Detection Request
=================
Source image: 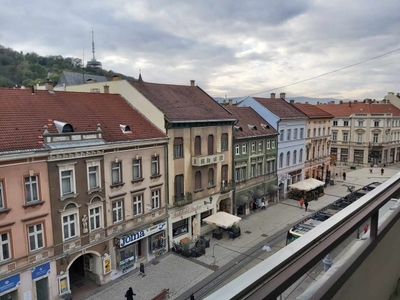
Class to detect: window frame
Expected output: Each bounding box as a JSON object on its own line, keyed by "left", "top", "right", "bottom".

{"left": 300, "top": 128, "right": 304, "bottom": 139}
{"left": 0, "top": 180, "right": 4, "bottom": 209}
{"left": 173, "top": 138, "right": 184, "bottom": 158}
{"left": 280, "top": 130, "right": 284, "bottom": 141}
{"left": 151, "top": 156, "right": 160, "bottom": 176}
{"left": 111, "top": 161, "right": 122, "bottom": 185}
{"left": 333, "top": 120, "right": 338, "bottom": 126}
{"left": 195, "top": 171, "right": 202, "bottom": 190}
{"left": 24, "top": 174, "right": 40, "bottom": 203}
{"left": 0, "top": 231, "right": 11, "bottom": 262}
{"left": 272, "top": 140, "right": 275, "bottom": 149}
{"left": 112, "top": 200, "right": 124, "bottom": 224}
{"left": 343, "top": 132, "right": 349, "bottom": 141}
{"left": 133, "top": 158, "right": 142, "bottom": 180}
{"left": 61, "top": 211, "right": 79, "bottom": 242}
{"left": 242, "top": 143, "right": 247, "bottom": 154}
{"left": 235, "top": 145, "right": 240, "bottom": 155}
{"left": 59, "top": 164, "right": 76, "bottom": 198}
{"left": 221, "top": 133, "right": 229, "bottom": 151}
{"left": 251, "top": 142, "right": 256, "bottom": 153}
{"left": 267, "top": 141, "right": 271, "bottom": 150}
{"left": 133, "top": 194, "right": 143, "bottom": 216}
{"left": 286, "top": 151, "right": 290, "bottom": 166}
{"left": 28, "top": 222, "right": 45, "bottom": 252}
{"left": 87, "top": 160, "right": 101, "bottom": 191}
{"left": 258, "top": 141, "right": 263, "bottom": 151}
{"left": 208, "top": 168, "right": 215, "bottom": 187}
{"left": 89, "top": 205, "right": 102, "bottom": 232}
{"left": 194, "top": 136, "right": 202, "bottom": 155}
{"left": 151, "top": 189, "right": 161, "bottom": 209}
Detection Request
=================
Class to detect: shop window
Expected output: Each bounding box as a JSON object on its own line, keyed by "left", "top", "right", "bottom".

{"left": 117, "top": 244, "right": 136, "bottom": 271}
{"left": 201, "top": 210, "right": 212, "bottom": 226}
{"left": 149, "top": 232, "right": 165, "bottom": 252}
{"left": 172, "top": 219, "right": 188, "bottom": 237}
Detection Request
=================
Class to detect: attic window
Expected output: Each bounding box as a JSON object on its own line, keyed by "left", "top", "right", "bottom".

{"left": 54, "top": 120, "right": 74, "bottom": 133}
{"left": 248, "top": 124, "right": 257, "bottom": 130}
{"left": 261, "top": 124, "right": 270, "bottom": 130}
{"left": 120, "top": 124, "right": 132, "bottom": 133}
{"left": 234, "top": 126, "right": 243, "bottom": 132}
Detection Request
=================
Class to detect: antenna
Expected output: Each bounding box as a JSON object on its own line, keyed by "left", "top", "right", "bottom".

{"left": 92, "top": 30, "right": 96, "bottom": 60}
{"left": 86, "top": 30, "right": 102, "bottom": 69}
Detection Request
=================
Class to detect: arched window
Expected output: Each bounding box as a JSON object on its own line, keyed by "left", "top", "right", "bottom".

{"left": 195, "top": 171, "right": 202, "bottom": 190}
{"left": 286, "top": 151, "right": 290, "bottom": 166}
{"left": 299, "top": 149, "right": 303, "bottom": 163}
{"left": 293, "top": 150, "right": 297, "bottom": 165}
{"left": 208, "top": 135, "right": 214, "bottom": 155}
{"left": 279, "top": 153, "right": 283, "bottom": 168}
{"left": 208, "top": 168, "right": 214, "bottom": 187}
{"left": 194, "top": 136, "right": 201, "bottom": 155}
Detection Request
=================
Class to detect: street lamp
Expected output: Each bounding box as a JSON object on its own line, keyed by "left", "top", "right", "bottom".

{"left": 204, "top": 196, "right": 213, "bottom": 205}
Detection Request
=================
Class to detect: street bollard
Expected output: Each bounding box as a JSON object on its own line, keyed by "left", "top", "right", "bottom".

{"left": 322, "top": 254, "right": 333, "bottom": 271}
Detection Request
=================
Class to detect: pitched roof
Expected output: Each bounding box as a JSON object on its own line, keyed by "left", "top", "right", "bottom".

{"left": 55, "top": 71, "right": 108, "bottom": 87}
{"left": 253, "top": 97, "right": 307, "bottom": 119}
{"left": 226, "top": 106, "right": 278, "bottom": 139}
{"left": 0, "top": 88, "right": 167, "bottom": 153}
{"left": 293, "top": 103, "right": 334, "bottom": 119}
{"left": 129, "top": 81, "right": 235, "bottom": 122}
{"left": 316, "top": 102, "right": 400, "bottom": 117}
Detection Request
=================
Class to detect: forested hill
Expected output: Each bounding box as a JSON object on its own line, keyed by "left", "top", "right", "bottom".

{"left": 0, "top": 45, "right": 134, "bottom": 88}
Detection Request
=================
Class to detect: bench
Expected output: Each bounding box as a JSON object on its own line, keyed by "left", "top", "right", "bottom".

{"left": 151, "top": 288, "right": 169, "bottom": 300}
{"left": 180, "top": 237, "right": 190, "bottom": 244}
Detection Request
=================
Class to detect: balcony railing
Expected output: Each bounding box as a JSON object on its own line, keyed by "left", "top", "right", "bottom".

{"left": 220, "top": 180, "right": 234, "bottom": 193}
{"left": 173, "top": 192, "right": 193, "bottom": 207}
{"left": 192, "top": 153, "right": 225, "bottom": 167}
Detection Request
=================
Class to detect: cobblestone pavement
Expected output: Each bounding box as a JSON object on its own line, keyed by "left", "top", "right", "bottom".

{"left": 78, "top": 166, "right": 400, "bottom": 300}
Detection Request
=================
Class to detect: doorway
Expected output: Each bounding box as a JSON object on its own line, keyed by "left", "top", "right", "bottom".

{"left": 69, "top": 254, "right": 99, "bottom": 298}
{"left": 36, "top": 277, "right": 49, "bottom": 300}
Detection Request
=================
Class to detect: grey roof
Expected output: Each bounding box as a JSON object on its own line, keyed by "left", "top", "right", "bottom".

{"left": 46, "top": 139, "right": 106, "bottom": 150}
{"left": 55, "top": 71, "right": 108, "bottom": 87}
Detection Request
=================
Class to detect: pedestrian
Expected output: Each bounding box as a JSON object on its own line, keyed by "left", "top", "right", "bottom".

{"left": 369, "top": 168, "right": 373, "bottom": 174}
{"left": 125, "top": 287, "right": 136, "bottom": 300}
{"left": 363, "top": 224, "right": 369, "bottom": 234}
{"left": 299, "top": 197, "right": 304, "bottom": 209}
{"left": 381, "top": 168, "right": 384, "bottom": 175}
{"left": 190, "top": 293, "right": 195, "bottom": 300}
{"left": 261, "top": 200, "right": 266, "bottom": 210}
{"left": 343, "top": 172, "right": 346, "bottom": 181}
{"left": 304, "top": 199, "right": 309, "bottom": 212}
{"left": 139, "top": 262, "right": 146, "bottom": 277}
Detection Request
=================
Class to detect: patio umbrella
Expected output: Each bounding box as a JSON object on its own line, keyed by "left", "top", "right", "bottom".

{"left": 203, "top": 212, "right": 242, "bottom": 229}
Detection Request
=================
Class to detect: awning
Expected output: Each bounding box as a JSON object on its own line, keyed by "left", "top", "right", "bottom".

{"left": 236, "top": 194, "right": 249, "bottom": 206}
{"left": 203, "top": 212, "right": 242, "bottom": 229}
{"left": 289, "top": 178, "right": 325, "bottom": 192}
{"left": 253, "top": 189, "right": 264, "bottom": 199}
{"left": 268, "top": 184, "right": 279, "bottom": 194}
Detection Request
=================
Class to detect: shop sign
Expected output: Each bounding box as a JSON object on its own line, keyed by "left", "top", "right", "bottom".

{"left": 0, "top": 274, "right": 20, "bottom": 294}
{"left": 31, "top": 262, "right": 50, "bottom": 280}
{"left": 102, "top": 255, "right": 111, "bottom": 275}
{"left": 118, "top": 221, "right": 167, "bottom": 248}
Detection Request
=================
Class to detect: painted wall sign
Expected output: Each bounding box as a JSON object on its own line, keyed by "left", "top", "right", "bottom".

{"left": 31, "top": 262, "right": 50, "bottom": 280}
{"left": 118, "top": 221, "right": 167, "bottom": 248}
{"left": 173, "top": 204, "right": 202, "bottom": 218}
{"left": 103, "top": 256, "right": 111, "bottom": 274}
{"left": 0, "top": 274, "right": 20, "bottom": 294}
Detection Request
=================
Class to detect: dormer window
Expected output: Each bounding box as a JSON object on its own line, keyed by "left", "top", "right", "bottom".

{"left": 120, "top": 124, "right": 132, "bottom": 133}
{"left": 248, "top": 124, "right": 257, "bottom": 130}
{"left": 261, "top": 124, "right": 270, "bottom": 130}
{"left": 54, "top": 120, "right": 74, "bottom": 133}
{"left": 234, "top": 126, "right": 243, "bottom": 132}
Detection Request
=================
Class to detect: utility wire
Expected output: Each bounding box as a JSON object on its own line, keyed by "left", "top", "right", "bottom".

{"left": 245, "top": 46, "right": 400, "bottom": 98}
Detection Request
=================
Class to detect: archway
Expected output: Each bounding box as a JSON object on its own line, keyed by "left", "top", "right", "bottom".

{"left": 68, "top": 252, "right": 100, "bottom": 297}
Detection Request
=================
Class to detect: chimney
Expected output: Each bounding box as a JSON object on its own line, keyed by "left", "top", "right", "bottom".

{"left": 271, "top": 93, "right": 275, "bottom": 98}
{"left": 340, "top": 101, "right": 343, "bottom": 104}
{"left": 190, "top": 80, "right": 195, "bottom": 86}
{"left": 31, "top": 85, "right": 35, "bottom": 94}
{"left": 228, "top": 99, "right": 233, "bottom": 106}
{"left": 45, "top": 79, "right": 53, "bottom": 91}
{"left": 348, "top": 101, "right": 352, "bottom": 108}
{"left": 112, "top": 75, "right": 121, "bottom": 81}
{"left": 289, "top": 99, "right": 294, "bottom": 104}
{"left": 280, "top": 92, "right": 286, "bottom": 99}
{"left": 317, "top": 101, "right": 320, "bottom": 105}
{"left": 104, "top": 85, "right": 110, "bottom": 94}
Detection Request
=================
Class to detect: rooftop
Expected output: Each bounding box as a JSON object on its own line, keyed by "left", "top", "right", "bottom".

{"left": 316, "top": 101, "right": 400, "bottom": 117}
{"left": 253, "top": 97, "right": 307, "bottom": 120}
{"left": 293, "top": 103, "right": 334, "bottom": 119}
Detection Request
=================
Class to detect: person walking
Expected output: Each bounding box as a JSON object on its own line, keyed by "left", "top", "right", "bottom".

{"left": 299, "top": 197, "right": 304, "bottom": 209}
{"left": 304, "top": 199, "right": 309, "bottom": 212}
{"left": 261, "top": 200, "right": 266, "bottom": 210}
{"left": 343, "top": 172, "right": 346, "bottom": 181}
{"left": 363, "top": 224, "right": 369, "bottom": 234}
{"left": 381, "top": 168, "right": 384, "bottom": 175}
{"left": 190, "top": 293, "right": 195, "bottom": 300}
{"left": 125, "top": 287, "right": 136, "bottom": 300}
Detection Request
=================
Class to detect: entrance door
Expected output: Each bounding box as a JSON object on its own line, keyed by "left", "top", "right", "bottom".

{"left": 36, "top": 277, "right": 49, "bottom": 300}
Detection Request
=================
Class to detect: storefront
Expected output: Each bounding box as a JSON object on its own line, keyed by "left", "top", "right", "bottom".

{"left": 31, "top": 262, "right": 51, "bottom": 300}
{"left": 354, "top": 149, "right": 364, "bottom": 164}
{"left": 0, "top": 274, "right": 20, "bottom": 300}
{"left": 113, "top": 221, "right": 167, "bottom": 279}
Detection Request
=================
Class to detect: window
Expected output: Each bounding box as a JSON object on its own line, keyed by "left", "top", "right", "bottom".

{"left": 267, "top": 141, "right": 271, "bottom": 150}
{"left": 343, "top": 120, "right": 349, "bottom": 127}
{"left": 373, "top": 134, "right": 379, "bottom": 143}
{"left": 60, "top": 166, "right": 75, "bottom": 197}
{"left": 300, "top": 128, "right": 304, "bottom": 139}
{"left": 112, "top": 200, "right": 123, "bottom": 223}
{"left": 299, "top": 149, "right": 303, "bottom": 163}
{"left": 357, "top": 133, "right": 363, "bottom": 143}
{"left": 173, "top": 219, "right": 188, "bottom": 237}
{"left": 374, "top": 121, "right": 380, "bottom": 127}
{"left": 323, "top": 128, "right": 325, "bottom": 136}
{"left": 25, "top": 175, "right": 39, "bottom": 203}
{"left": 358, "top": 120, "right": 364, "bottom": 127}
{"left": 343, "top": 132, "right": 349, "bottom": 142}
{"left": 235, "top": 145, "right": 240, "bottom": 155}
{"left": 258, "top": 141, "right": 263, "bottom": 151}
{"left": 194, "top": 136, "right": 201, "bottom": 155}
{"left": 257, "top": 162, "right": 262, "bottom": 176}
{"left": 333, "top": 120, "right": 338, "bottom": 126}
{"left": 272, "top": 140, "right": 275, "bottom": 149}
{"left": 279, "top": 153, "right": 283, "bottom": 168}
{"left": 195, "top": 171, "right": 202, "bottom": 190}
{"left": 307, "top": 129, "right": 311, "bottom": 138}
{"left": 151, "top": 156, "right": 159, "bottom": 176}
{"left": 174, "top": 175, "right": 184, "bottom": 199}
{"left": 251, "top": 142, "right": 256, "bottom": 153}
{"left": 286, "top": 151, "right": 290, "bottom": 166}
{"left": 88, "top": 165, "right": 100, "bottom": 190}
{"left": 318, "top": 128, "right": 321, "bottom": 137}
{"left": 241, "top": 167, "right": 247, "bottom": 181}
{"left": 0, "top": 181, "right": 4, "bottom": 209}
{"left": 328, "top": 127, "right": 331, "bottom": 135}
{"left": 173, "top": 138, "right": 183, "bottom": 158}
{"left": 208, "top": 168, "right": 214, "bottom": 187}
{"left": 133, "top": 194, "right": 143, "bottom": 216}
{"left": 287, "top": 129, "right": 291, "bottom": 140}
{"left": 208, "top": 135, "right": 214, "bottom": 155}
{"left": 250, "top": 164, "right": 256, "bottom": 178}
{"left": 280, "top": 130, "right": 284, "bottom": 141}
{"left": 89, "top": 206, "right": 102, "bottom": 231}
{"left": 332, "top": 131, "right": 337, "bottom": 141}
{"left": 235, "top": 168, "right": 240, "bottom": 182}
{"left": 293, "top": 150, "right": 297, "bottom": 164}
{"left": 221, "top": 165, "right": 228, "bottom": 183}
{"left": 133, "top": 159, "right": 142, "bottom": 180}
{"left": 28, "top": 223, "right": 44, "bottom": 252}
{"left": 313, "top": 128, "right": 316, "bottom": 137}
{"left": 151, "top": 190, "right": 160, "bottom": 209}
{"left": 0, "top": 232, "right": 11, "bottom": 261}
{"left": 294, "top": 128, "right": 298, "bottom": 139}
{"left": 111, "top": 162, "right": 122, "bottom": 184}
{"left": 242, "top": 143, "right": 247, "bottom": 154}
{"left": 62, "top": 212, "right": 78, "bottom": 241}
{"left": 221, "top": 133, "right": 228, "bottom": 151}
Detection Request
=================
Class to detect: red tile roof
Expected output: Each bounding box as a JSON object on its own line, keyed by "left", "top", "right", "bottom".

{"left": 316, "top": 102, "right": 400, "bottom": 117}
{"left": 129, "top": 81, "right": 235, "bottom": 122}
{"left": 293, "top": 103, "right": 334, "bottom": 119}
{"left": 226, "top": 106, "right": 278, "bottom": 139}
{"left": 0, "top": 88, "right": 167, "bottom": 153}
{"left": 253, "top": 97, "right": 307, "bottom": 119}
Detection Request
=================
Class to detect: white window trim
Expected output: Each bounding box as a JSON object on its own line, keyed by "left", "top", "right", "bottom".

{"left": 151, "top": 189, "right": 160, "bottom": 209}
{"left": 258, "top": 141, "right": 263, "bottom": 151}
{"left": 267, "top": 141, "right": 271, "bottom": 150}
{"left": 28, "top": 223, "right": 44, "bottom": 252}
{"left": 235, "top": 145, "right": 240, "bottom": 155}
{"left": 89, "top": 204, "right": 103, "bottom": 232}
{"left": 272, "top": 141, "right": 275, "bottom": 149}
{"left": 133, "top": 159, "right": 142, "bottom": 179}
{"left": 61, "top": 210, "right": 80, "bottom": 242}
{"left": 242, "top": 143, "right": 247, "bottom": 154}
{"left": 151, "top": 156, "right": 159, "bottom": 176}
{"left": 25, "top": 175, "right": 39, "bottom": 203}
{"left": 133, "top": 194, "right": 143, "bottom": 216}
{"left": 87, "top": 160, "right": 101, "bottom": 191}
{"left": 0, "top": 232, "right": 11, "bottom": 262}
{"left": 0, "top": 181, "right": 4, "bottom": 208}
{"left": 58, "top": 164, "right": 77, "bottom": 198}
{"left": 112, "top": 200, "right": 124, "bottom": 224}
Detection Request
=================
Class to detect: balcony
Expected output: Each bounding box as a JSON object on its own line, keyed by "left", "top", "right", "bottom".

{"left": 173, "top": 192, "right": 193, "bottom": 207}
{"left": 220, "top": 180, "right": 234, "bottom": 193}
{"left": 192, "top": 153, "right": 224, "bottom": 167}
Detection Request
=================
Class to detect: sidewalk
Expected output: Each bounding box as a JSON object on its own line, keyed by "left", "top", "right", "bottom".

{"left": 79, "top": 167, "right": 399, "bottom": 300}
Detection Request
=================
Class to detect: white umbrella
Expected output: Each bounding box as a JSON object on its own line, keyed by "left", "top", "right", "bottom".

{"left": 203, "top": 212, "right": 242, "bottom": 229}
{"left": 192, "top": 218, "right": 199, "bottom": 241}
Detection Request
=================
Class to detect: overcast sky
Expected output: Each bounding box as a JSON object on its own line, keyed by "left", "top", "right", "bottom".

{"left": 1, "top": 0, "right": 400, "bottom": 100}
